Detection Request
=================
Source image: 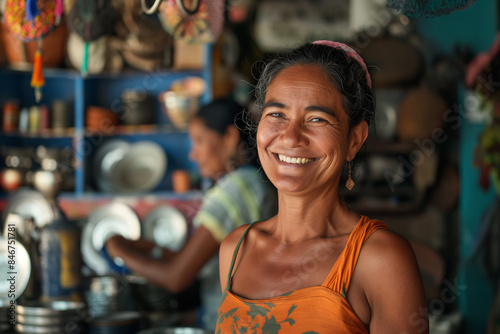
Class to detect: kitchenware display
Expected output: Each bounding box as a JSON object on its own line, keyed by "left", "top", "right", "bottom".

{"left": 396, "top": 86, "right": 448, "bottom": 141}
{"left": 142, "top": 205, "right": 188, "bottom": 252}
{"left": 1, "top": 189, "right": 58, "bottom": 236}
{"left": 109, "top": 141, "right": 167, "bottom": 193}
{"left": 0, "top": 236, "right": 31, "bottom": 307}
{"left": 81, "top": 202, "right": 141, "bottom": 275}
{"left": 158, "top": 0, "right": 224, "bottom": 44}
{"left": 137, "top": 327, "right": 211, "bottom": 334}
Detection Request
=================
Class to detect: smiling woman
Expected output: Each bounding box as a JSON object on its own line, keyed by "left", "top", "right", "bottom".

{"left": 216, "top": 42, "right": 429, "bottom": 334}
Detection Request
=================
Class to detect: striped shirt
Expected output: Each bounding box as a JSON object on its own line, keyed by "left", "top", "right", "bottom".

{"left": 193, "top": 166, "right": 277, "bottom": 331}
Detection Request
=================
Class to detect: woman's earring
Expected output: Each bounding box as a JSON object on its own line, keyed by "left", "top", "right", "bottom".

{"left": 346, "top": 160, "right": 354, "bottom": 190}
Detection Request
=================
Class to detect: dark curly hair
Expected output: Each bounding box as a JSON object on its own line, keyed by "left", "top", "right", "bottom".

{"left": 254, "top": 42, "right": 375, "bottom": 128}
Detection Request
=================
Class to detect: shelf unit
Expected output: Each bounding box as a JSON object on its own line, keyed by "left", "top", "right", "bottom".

{"left": 0, "top": 47, "right": 212, "bottom": 198}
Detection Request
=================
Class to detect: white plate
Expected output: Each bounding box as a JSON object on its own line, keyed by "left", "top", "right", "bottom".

{"left": 142, "top": 205, "right": 188, "bottom": 252}
{"left": 110, "top": 141, "right": 167, "bottom": 193}
{"left": 92, "top": 139, "right": 130, "bottom": 193}
{"left": 2, "top": 189, "right": 57, "bottom": 234}
{"left": 81, "top": 203, "right": 141, "bottom": 275}
{"left": 0, "top": 236, "right": 31, "bottom": 307}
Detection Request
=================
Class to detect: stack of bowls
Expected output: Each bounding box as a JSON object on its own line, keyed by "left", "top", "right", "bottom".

{"left": 85, "top": 276, "right": 136, "bottom": 317}
{"left": 15, "top": 301, "right": 87, "bottom": 334}
{"left": 88, "top": 311, "right": 146, "bottom": 334}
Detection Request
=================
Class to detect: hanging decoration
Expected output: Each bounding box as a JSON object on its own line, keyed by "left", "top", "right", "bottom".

{"left": 158, "top": 0, "right": 224, "bottom": 44}
{"left": 4, "top": 0, "right": 64, "bottom": 102}
{"left": 386, "top": 0, "right": 477, "bottom": 18}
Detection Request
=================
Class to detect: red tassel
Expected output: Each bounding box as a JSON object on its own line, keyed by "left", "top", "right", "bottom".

{"left": 31, "top": 50, "right": 45, "bottom": 102}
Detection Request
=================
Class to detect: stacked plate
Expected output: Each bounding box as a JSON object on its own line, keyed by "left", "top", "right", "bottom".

{"left": 88, "top": 311, "right": 146, "bottom": 334}
{"left": 15, "top": 301, "right": 87, "bottom": 334}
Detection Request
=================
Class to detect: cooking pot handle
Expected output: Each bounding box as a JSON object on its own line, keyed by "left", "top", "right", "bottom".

{"left": 141, "top": 0, "right": 163, "bottom": 14}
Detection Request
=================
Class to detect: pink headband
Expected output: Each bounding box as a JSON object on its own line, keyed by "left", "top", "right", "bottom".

{"left": 313, "top": 40, "right": 372, "bottom": 89}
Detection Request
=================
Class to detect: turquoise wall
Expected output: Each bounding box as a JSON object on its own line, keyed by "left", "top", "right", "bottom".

{"left": 416, "top": 1, "right": 498, "bottom": 332}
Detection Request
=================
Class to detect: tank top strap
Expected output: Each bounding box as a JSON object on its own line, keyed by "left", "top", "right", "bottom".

{"left": 323, "top": 216, "right": 388, "bottom": 296}
{"left": 224, "top": 221, "right": 260, "bottom": 291}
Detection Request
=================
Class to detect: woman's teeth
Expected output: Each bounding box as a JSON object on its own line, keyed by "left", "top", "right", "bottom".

{"left": 278, "top": 154, "right": 313, "bottom": 164}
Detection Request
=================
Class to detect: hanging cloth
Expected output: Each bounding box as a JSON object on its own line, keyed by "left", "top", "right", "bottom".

{"left": 4, "top": 0, "right": 64, "bottom": 102}
{"left": 386, "top": 0, "right": 477, "bottom": 18}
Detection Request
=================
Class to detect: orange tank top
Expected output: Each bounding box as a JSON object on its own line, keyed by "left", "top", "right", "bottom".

{"left": 215, "top": 215, "right": 388, "bottom": 333}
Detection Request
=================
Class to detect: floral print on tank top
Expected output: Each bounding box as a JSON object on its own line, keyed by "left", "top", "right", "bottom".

{"left": 216, "top": 291, "right": 319, "bottom": 334}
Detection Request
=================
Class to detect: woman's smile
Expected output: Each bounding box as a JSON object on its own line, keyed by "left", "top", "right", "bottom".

{"left": 276, "top": 153, "right": 315, "bottom": 165}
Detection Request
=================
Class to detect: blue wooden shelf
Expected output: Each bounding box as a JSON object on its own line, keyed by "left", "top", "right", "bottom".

{"left": 0, "top": 45, "right": 212, "bottom": 197}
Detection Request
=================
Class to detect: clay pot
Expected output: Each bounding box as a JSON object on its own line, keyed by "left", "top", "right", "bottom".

{"left": 86, "top": 106, "right": 119, "bottom": 132}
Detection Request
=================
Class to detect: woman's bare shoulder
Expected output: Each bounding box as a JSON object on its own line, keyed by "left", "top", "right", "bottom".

{"left": 220, "top": 224, "right": 251, "bottom": 255}
{"left": 354, "top": 229, "right": 428, "bottom": 333}
{"left": 359, "top": 228, "right": 418, "bottom": 269}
